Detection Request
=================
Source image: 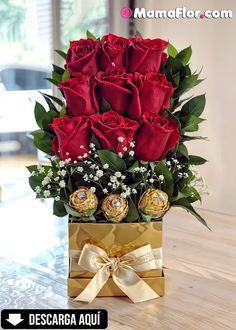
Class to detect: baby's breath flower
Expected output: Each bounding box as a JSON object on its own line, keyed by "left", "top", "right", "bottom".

{"left": 47, "top": 169, "right": 53, "bottom": 177}
{"left": 120, "top": 192, "right": 127, "bottom": 198}
{"left": 55, "top": 196, "right": 60, "bottom": 201}
{"left": 60, "top": 169, "right": 67, "bottom": 176}
{"left": 166, "top": 161, "right": 171, "bottom": 166}
{"left": 123, "top": 146, "right": 128, "bottom": 152}
{"left": 90, "top": 187, "right": 96, "bottom": 193}
{"left": 184, "top": 173, "right": 189, "bottom": 178}
{"left": 31, "top": 171, "right": 36, "bottom": 176}
{"left": 96, "top": 170, "right": 103, "bottom": 178}
{"left": 90, "top": 142, "right": 96, "bottom": 149}
{"left": 47, "top": 184, "right": 51, "bottom": 189}
{"left": 54, "top": 176, "right": 59, "bottom": 182}
{"left": 129, "top": 150, "right": 135, "bottom": 157}
{"left": 93, "top": 176, "right": 99, "bottom": 181}
{"left": 37, "top": 165, "right": 45, "bottom": 174}
{"left": 50, "top": 156, "right": 56, "bottom": 161}
{"left": 177, "top": 165, "right": 182, "bottom": 169}
{"left": 59, "top": 180, "right": 66, "bottom": 188}
{"left": 103, "top": 163, "right": 109, "bottom": 169}
{"left": 132, "top": 188, "right": 137, "bottom": 194}
{"left": 121, "top": 175, "right": 126, "bottom": 180}
{"left": 77, "top": 166, "right": 83, "bottom": 172}
{"left": 108, "top": 182, "right": 113, "bottom": 187}
{"left": 89, "top": 174, "right": 94, "bottom": 179}
{"left": 130, "top": 141, "right": 135, "bottom": 148}
{"left": 178, "top": 173, "right": 183, "bottom": 178}
{"left": 114, "top": 171, "right": 122, "bottom": 178}
{"left": 149, "top": 178, "right": 154, "bottom": 183}
{"left": 44, "top": 190, "right": 50, "bottom": 198}
{"left": 35, "top": 186, "right": 41, "bottom": 194}
{"left": 83, "top": 153, "right": 88, "bottom": 158}
{"left": 159, "top": 175, "right": 164, "bottom": 181}
{"left": 80, "top": 145, "right": 85, "bottom": 149}
{"left": 42, "top": 177, "right": 50, "bottom": 186}
{"left": 103, "top": 188, "right": 108, "bottom": 194}
{"left": 118, "top": 152, "right": 123, "bottom": 158}
{"left": 110, "top": 176, "right": 117, "bottom": 183}
{"left": 117, "top": 137, "right": 124, "bottom": 143}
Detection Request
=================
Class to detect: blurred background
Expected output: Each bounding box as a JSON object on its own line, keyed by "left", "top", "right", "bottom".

{"left": 0, "top": 0, "right": 235, "bottom": 271}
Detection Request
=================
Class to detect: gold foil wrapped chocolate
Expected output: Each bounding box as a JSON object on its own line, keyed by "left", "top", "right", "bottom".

{"left": 139, "top": 189, "right": 169, "bottom": 219}
{"left": 69, "top": 186, "right": 98, "bottom": 217}
{"left": 102, "top": 194, "right": 128, "bottom": 223}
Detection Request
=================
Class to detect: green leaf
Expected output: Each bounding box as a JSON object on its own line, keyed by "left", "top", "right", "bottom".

{"left": 97, "top": 150, "right": 126, "bottom": 172}
{"left": 135, "top": 30, "right": 142, "bottom": 37}
{"left": 52, "top": 71, "right": 62, "bottom": 82}
{"left": 100, "top": 99, "right": 111, "bottom": 113}
{"left": 41, "top": 93, "right": 64, "bottom": 106}
{"left": 181, "top": 135, "right": 208, "bottom": 142}
{"left": 181, "top": 94, "right": 206, "bottom": 117}
{"left": 65, "top": 204, "right": 82, "bottom": 217}
{"left": 55, "top": 49, "right": 67, "bottom": 60}
{"left": 41, "top": 110, "right": 58, "bottom": 128}
{"left": 141, "top": 212, "right": 152, "bottom": 222}
{"left": 126, "top": 198, "right": 139, "bottom": 221}
{"left": 34, "top": 102, "right": 46, "bottom": 129}
{"left": 62, "top": 69, "right": 70, "bottom": 81}
{"left": 177, "top": 143, "right": 189, "bottom": 159}
{"left": 174, "top": 187, "right": 201, "bottom": 203}
{"left": 165, "top": 110, "right": 181, "bottom": 128}
{"left": 181, "top": 115, "right": 205, "bottom": 133}
{"left": 52, "top": 64, "right": 64, "bottom": 75}
{"left": 45, "top": 78, "right": 59, "bottom": 86}
{"left": 171, "top": 198, "right": 210, "bottom": 230}
{"left": 86, "top": 30, "right": 97, "bottom": 40}
{"left": 154, "top": 161, "right": 173, "bottom": 198}
{"left": 39, "top": 92, "right": 58, "bottom": 113}
{"left": 60, "top": 104, "right": 66, "bottom": 117}
{"left": 26, "top": 165, "right": 38, "bottom": 173}
{"left": 53, "top": 200, "right": 67, "bottom": 217}
{"left": 167, "top": 42, "right": 178, "bottom": 57}
{"left": 28, "top": 175, "right": 43, "bottom": 190}
{"left": 176, "top": 46, "right": 192, "bottom": 65}
{"left": 188, "top": 155, "right": 207, "bottom": 165}
{"left": 176, "top": 74, "right": 198, "bottom": 96}
{"left": 32, "top": 130, "right": 53, "bottom": 154}
{"left": 127, "top": 161, "right": 139, "bottom": 173}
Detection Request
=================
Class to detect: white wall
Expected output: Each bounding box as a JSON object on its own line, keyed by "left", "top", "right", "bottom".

{"left": 133, "top": 0, "right": 236, "bottom": 215}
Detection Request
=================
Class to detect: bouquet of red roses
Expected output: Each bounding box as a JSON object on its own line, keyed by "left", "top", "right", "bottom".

{"left": 28, "top": 31, "right": 208, "bottom": 228}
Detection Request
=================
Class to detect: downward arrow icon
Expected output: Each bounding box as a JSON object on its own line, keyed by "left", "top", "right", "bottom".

{"left": 6, "top": 314, "right": 24, "bottom": 326}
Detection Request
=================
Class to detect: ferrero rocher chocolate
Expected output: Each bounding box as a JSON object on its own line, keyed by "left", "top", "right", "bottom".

{"left": 69, "top": 186, "right": 98, "bottom": 217}
{"left": 139, "top": 189, "right": 169, "bottom": 219}
{"left": 102, "top": 194, "right": 128, "bottom": 223}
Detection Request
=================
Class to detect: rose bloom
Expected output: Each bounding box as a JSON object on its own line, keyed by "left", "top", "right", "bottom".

{"left": 128, "top": 36, "right": 168, "bottom": 74}
{"left": 50, "top": 116, "right": 91, "bottom": 161}
{"left": 58, "top": 75, "right": 98, "bottom": 116}
{"left": 129, "top": 72, "right": 173, "bottom": 120}
{"left": 100, "top": 33, "right": 129, "bottom": 70}
{"left": 66, "top": 39, "right": 99, "bottom": 76}
{"left": 90, "top": 111, "right": 139, "bottom": 155}
{"left": 95, "top": 67, "right": 140, "bottom": 117}
{"left": 134, "top": 112, "right": 180, "bottom": 162}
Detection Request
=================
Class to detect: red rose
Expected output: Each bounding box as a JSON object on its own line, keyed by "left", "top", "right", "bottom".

{"left": 50, "top": 116, "right": 91, "bottom": 161}
{"left": 100, "top": 33, "right": 129, "bottom": 70}
{"left": 134, "top": 112, "right": 180, "bottom": 162}
{"left": 66, "top": 39, "right": 99, "bottom": 76}
{"left": 129, "top": 72, "right": 173, "bottom": 119}
{"left": 95, "top": 67, "right": 140, "bottom": 117}
{"left": 58, "top": 75, "right": 98, "bottom": 117}
{"left": 90, "top": 111, "right": 139, "bottom": 155}
{"left": 128, "top": 37, "right": 168, "bottom": 74}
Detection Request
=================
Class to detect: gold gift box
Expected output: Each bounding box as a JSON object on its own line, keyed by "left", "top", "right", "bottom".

{"left": 68, "top": 221, "right": 165, "bottom": 298}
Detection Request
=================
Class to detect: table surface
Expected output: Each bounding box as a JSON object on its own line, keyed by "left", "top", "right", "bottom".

{"left": 0, "top": 197, "right": 236, "bottom": 330}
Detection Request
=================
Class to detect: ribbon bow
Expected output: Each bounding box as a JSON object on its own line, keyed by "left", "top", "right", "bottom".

{"left": 74, "top": 243, "right": 162, "bottom": 303}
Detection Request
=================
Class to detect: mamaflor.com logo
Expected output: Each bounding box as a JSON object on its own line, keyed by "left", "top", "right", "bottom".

{"left": 120, "top": 7, "right": 233, "bottom": 19}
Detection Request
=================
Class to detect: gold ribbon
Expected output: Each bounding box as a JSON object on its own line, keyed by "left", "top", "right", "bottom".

{"left": 73, "top": 243, "right": 162, "bottom": 303}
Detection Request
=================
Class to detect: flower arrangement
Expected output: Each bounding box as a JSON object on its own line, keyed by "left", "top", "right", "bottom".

{"left": 28, "top": 31, "right": 208, "bottom": 228}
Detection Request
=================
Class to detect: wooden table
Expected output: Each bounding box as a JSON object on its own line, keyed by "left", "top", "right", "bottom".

{"left": 0, "top": 207, "right": 236, "bottom": 330}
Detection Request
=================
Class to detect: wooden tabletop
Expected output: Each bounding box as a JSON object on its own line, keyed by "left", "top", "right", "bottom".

{"left": 0, "top": 206, "right": 236, "bottom": 330}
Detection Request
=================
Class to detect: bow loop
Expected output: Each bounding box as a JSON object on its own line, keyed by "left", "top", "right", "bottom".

{"left": 74, "top": 243, "right": 162, "bottom": 303}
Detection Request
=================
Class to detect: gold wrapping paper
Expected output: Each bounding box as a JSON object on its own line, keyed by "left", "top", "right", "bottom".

{"left": 68, "top": 273, "right": 165, "bottom": 297}
{"left": 68, "top": 221, "right": 163, "bottom": 279}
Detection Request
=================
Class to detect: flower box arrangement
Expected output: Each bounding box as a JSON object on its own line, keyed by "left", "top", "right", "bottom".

{"left": 27, "top": 31, "right": 208, "bottom": 303}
